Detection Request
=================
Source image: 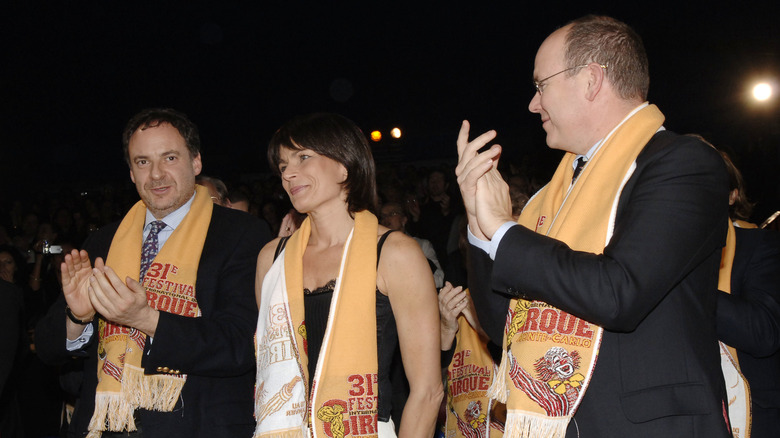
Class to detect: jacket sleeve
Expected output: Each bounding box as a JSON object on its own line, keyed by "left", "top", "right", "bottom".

{"left": 467, "top": 242, "right": 510, "bottom": 352}
{"left": 717, "top": 228, "right": 780, "bottom": 357}
{"left": 490, "top": 136, "right": 729, "bottom": 332}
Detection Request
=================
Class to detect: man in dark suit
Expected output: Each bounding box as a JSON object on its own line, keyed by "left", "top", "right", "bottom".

{"left": 36, "top": 108, "right": 270, "bottom": 438}
{"left": 455, "top": 16, "right": 731, "bottom": 437}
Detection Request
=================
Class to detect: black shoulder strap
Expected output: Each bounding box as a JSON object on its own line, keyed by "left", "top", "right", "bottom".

{"left": 376, "top": 230, "right": 396, "bottom": 268}
{"left": 273, "top": 236, "right": 291, "bottom": 262}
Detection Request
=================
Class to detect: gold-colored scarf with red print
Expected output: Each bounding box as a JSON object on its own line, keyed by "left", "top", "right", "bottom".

{"left": 88, "top": 186, "right": 211, "bottom": 437}
{"left": 488, "top": 105, "right": 664, "bottom": 438}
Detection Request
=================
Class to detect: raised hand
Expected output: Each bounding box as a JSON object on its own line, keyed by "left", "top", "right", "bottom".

{"left": 475, "top": 163, "right": 514, "bottom": 240}
{"left": 88, "top": 258, "right": 159, "bottom": 337}
{"left": 455, "top": 120, "right": 502, "bottom": 240}
{"left": 61, "top": 249, "right": 96, "bottom": 322}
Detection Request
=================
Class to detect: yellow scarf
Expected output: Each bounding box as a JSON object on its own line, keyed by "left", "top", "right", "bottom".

{"left": 488, "top": 105, "right": 664, "bottom": 438}
{"left": 446, "top": 300, "right": 506, "bottom": 438}
{"left": 254, "top": 211, "right": 378, "bottom": 438}
{"left": 88, "top": 186, "right": 211, "bottom": 437}
{"left": 718, "top": 220, "right": 752, "bottom": 438}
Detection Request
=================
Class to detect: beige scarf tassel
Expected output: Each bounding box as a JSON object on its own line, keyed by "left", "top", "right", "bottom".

{"left": 502, "top": 413, "right": 568, "bottom": 438}
{"left": 87, "top": 394, "right": 136, "bottom": 438}
{"left": 86, "top": 365, "right": 185, "bottom": 438}
{"left": 486, "top": 349, "right": 509, "bottom": 403}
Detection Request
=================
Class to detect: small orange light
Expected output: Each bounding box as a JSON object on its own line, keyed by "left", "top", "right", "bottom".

{"left": 370, "top": 130, "right": 382, "bottom": 142}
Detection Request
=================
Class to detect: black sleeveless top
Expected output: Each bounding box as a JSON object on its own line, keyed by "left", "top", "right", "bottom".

{"left": 276, "top": 231, "right": 399, "bottom": 421}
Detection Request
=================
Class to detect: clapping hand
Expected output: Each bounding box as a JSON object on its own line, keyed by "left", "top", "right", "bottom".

{"left": 455, "top": 120, "right": 513, "bottom": 240}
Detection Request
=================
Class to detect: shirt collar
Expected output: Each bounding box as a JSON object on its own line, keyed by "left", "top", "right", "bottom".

{"left": 574, "top": 102, "right": 664, "bottom": 169}
{"left": 144, "top": 191, "right": 196, "bottom": 232}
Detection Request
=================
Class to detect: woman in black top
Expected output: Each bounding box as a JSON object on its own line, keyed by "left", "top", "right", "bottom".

{"left": 255, "top": 113, "right": 442, "bottom": 436}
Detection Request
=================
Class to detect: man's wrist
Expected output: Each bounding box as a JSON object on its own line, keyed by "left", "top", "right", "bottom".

{"left": 139, "top": 309, "right": 161, "bottom": 338}
{"left": 66, "top": 305, "right": 94, "bottom": 325}
{"left": 487, "top": 221, "right": 518, "bottom": 260}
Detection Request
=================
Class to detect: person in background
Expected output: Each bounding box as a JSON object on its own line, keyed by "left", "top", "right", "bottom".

{"left": 438, "top": 281, "right": 505, "bottom": 437}
{"left": 380, "top": 201, "right": 444, "bottom": 288}
{"left": 227, "top": 190, "right": 251, "bottom": 212}
{"left": 196, "top": 175, "right": 231, "bottom": 207}
{"left": 408, "top": 169, "right": 461, "bottom": 275}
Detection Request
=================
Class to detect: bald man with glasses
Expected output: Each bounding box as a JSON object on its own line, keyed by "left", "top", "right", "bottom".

{"left": 456, "top": 15, "right": 733, "bottom": 438}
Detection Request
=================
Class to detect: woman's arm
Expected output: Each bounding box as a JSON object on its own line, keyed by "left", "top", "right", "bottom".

{"left": 378, "top": 232, "right": 443, "bottom": 437}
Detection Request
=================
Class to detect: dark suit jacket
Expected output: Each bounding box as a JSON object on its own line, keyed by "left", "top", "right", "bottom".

{"left": 718, "top": 226, "right": 780, "bottom": 437}
{"left": 470, "top": 131, "right": 732, "bottom": 437}
{"left": 36, "top": 205, "right": 270, "bottom": 438}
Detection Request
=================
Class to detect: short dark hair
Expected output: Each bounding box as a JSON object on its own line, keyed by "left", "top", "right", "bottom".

{"left": 686, "top": 134, "right": 754, "bottom": 221}
{"left": 228, "top": 190, "right": 249, "bottom": 204}
{"left": 122, "top": 108, "right": 201, "bottom": 165}
{"left": 720, "top": 151, "right": 754, "bottom": 221}
{"left": 267, "top": 113, "right": 378, "bottom": 215}
{"left": 565, "top": 15, "right": 649, "bottom": 101}
{"left": 196, "top": 175, "right": 229, "bottom": 203}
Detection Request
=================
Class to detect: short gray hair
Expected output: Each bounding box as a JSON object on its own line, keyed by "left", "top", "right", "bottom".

{"left": 564, "top": 15, "right": 649, "bottom": 101}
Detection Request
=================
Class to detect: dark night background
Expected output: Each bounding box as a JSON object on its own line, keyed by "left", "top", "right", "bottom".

{"left": 2, "top": 1, "right": 779, "bottom": 222}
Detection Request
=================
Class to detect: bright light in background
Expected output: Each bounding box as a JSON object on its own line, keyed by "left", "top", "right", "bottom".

{"left": 753, "top": 82, "right": 773, "bottom": 101}
{"left": 370, "top": 130, "right": 382, "bottom": 142}
{"left": 390, "top": 127, "right": 402, "bottom": 139}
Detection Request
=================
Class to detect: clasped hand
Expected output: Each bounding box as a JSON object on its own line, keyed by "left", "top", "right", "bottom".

{"left": 61, "top": 249, "right": 159, "bottom": 336}
{"left": 438, "top": 282, "right": 487, "bottom": 350}
{"left": 455, "top": 120, "right": 513, "bottom": 240}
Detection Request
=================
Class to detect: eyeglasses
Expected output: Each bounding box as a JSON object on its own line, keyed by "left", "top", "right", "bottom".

{"left": 533, "top": 63, "right": 607, "bottom": 95}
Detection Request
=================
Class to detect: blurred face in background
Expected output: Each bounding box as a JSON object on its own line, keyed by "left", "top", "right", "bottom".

{"left": 380, "top": 204, "right": 407, "bottom": 231}
{"left": 0, "top": 251, "right": 17, "bottom": 283}
{"left": 427, "top": 171, "right": 448, "bottom": 198}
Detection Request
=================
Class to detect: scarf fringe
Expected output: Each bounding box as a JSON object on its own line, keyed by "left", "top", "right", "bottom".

{"left": 254, "top": 428, "right": 306, "bottom": 438}
{"left": 503, "top": 411, "right": 568, "bottom": 438}
{"left": 487, "top": 349, "right": 509, "bottom": 403}
{"left": 91, "top": 187, "right": 209, "bottom": 434}
{"left": 86, "top": 365, "right": 184, "bottom": 437}
{"left": 87, "top": 393, "right": 137, "bottom": 437}
{"left": 122, "top": 365, "right": 184, "bottom": 411}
